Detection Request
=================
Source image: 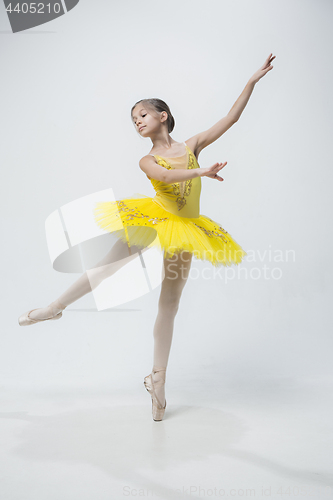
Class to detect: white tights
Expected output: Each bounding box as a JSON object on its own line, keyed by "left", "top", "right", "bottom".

{"left": 28, "top": 239, "right": 193, "bottom": 406}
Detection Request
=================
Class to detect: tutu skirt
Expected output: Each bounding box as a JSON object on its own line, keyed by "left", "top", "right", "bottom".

{"left": 93, "top": 194, "right": 247, "bottom": 268}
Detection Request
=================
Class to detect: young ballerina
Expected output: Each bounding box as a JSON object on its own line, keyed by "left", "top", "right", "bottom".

{"left": 18, "top": 53, "right": 275, "bottom": 421}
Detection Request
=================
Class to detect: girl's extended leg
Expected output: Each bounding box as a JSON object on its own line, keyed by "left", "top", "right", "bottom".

{"left": 28, "top": 239, "right": 149, "bottom": 320}
{"left": 151, "top": 250, "right": 193, "bottom": 406}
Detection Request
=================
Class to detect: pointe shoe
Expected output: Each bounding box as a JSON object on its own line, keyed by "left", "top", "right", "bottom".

{"left": 144, "top": 367, "right": 167, "bottom": 421}
{"left": 18, "top": 300, "right": 66, "bottom": 326}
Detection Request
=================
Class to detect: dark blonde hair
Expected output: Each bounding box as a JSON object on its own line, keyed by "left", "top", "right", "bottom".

{"left": 131, "top": 98, "right": 175, "bottom": 133}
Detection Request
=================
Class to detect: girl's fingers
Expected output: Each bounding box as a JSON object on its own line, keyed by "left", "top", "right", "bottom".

{"left": 207, "top": 162, "right": 228, "bottom": 178}
{"left": 216, "top": 163, "right": 227, "bottom": 171}
{"left": 210, "top": 163, "right": 227, "bottom": 174}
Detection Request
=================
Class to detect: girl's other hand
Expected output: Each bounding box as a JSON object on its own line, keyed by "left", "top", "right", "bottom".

{"left": 200, "top": 162, "right": 227, "bottom": 182}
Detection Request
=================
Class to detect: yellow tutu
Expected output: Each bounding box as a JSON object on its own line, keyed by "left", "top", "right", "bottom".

{"left": 93, "top": 143, "right": 247, "bottom": 268}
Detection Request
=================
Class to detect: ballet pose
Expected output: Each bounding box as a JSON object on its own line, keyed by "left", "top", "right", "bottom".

{"left": 18, "top": 53, "right": 275, "bottom": 421}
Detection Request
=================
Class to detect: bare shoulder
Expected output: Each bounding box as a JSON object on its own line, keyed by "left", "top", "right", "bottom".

{"left": 138, "top": 154, "right": 159, "bottom": 181}
{"left": 139, "top": 154, "right": 158, "bottom": 167}
{"left": 184, "top": 137, "right": 201, "bottom": 161}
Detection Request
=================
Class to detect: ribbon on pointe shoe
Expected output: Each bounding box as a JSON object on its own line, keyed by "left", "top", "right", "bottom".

{"left": 18, "top": 299, "right": 67, "bottom": 326}
{"left": 147, "top": 366, "right": 167, "bottom": 410}
{"left": 48, "top": 299, "right": 67, "bottom": 317}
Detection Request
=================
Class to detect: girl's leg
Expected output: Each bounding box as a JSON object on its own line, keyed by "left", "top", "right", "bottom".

{"left": 151, "top": 250, "right": 193, "bottom": 406}
{"left": 29, "top": 239, "right": 149, "bottom": 320}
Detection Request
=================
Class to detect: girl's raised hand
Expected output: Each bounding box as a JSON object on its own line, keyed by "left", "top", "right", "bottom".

{"left": 250, "top": 53, "right": 276, "bottom": 84}
{"left": 200, "top": 162, "right": 227, "bottom": 182}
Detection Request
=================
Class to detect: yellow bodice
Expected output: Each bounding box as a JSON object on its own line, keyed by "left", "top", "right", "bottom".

{"left": 146, "top": 144, "right": 202, "bottom": 218}
{"left": 94, "top": 142, "right": 247, "bottom": 267}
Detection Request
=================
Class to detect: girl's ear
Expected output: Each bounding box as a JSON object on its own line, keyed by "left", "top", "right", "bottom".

{"left": 161, "top": 111, "right": 168, "bottom": 123}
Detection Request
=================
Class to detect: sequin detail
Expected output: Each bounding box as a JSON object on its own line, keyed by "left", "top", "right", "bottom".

{"left": 156, "top": 150, "right": 198, "bottom": 211}
{"left": 117, "top": 201, "right": 168, "bottom": 225}
{"left": 193, "top": 223, "right": 230, "bottom": 243}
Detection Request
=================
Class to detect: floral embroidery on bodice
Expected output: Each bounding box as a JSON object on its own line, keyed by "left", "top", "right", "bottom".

{"left": 147, "top": 144, "right": 202, "bottom": 218}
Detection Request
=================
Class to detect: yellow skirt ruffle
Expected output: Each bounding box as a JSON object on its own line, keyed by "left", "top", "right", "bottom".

{"left": 93, "top": 194, "right": 247, "bottom": 267}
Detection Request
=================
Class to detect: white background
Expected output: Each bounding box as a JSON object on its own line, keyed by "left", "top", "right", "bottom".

{"left": 1, "top": 1, "right": 333, "bottom": 498}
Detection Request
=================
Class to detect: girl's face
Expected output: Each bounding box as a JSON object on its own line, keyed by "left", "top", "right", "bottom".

{"left": 132, "top": 105, "right": 165, "bottom": 136}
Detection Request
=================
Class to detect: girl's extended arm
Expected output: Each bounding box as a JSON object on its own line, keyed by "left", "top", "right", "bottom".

{"left": 139, "top": 156, "right": 226, "bottom": 183}
{"left": 189, "top": 53, "right": 276, "bottom": 156}
{"left": 164, "top": 163, "right": 226, "bottom": 183}
{"left": 227, "top": 80, "right": 256, "bottom": 123}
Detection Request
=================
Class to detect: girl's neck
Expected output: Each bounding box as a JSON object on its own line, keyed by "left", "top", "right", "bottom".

{"left": 150, "top": 138, "right": 184, "bottom": 155}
